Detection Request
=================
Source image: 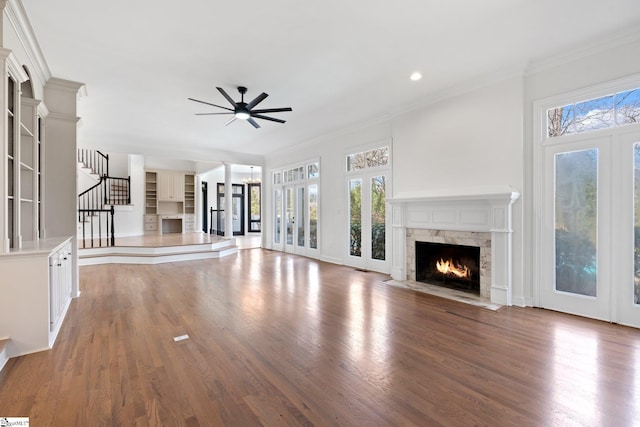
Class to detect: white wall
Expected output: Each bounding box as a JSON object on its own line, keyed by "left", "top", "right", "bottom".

{"left": 110, "top": 154, "right": 145, "bottom": 237}
{"left": 391, "top": 77, "right": 524, "bottom": 194}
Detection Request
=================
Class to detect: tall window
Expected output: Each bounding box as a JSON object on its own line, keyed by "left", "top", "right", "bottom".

{"left": 349, "top": 179, "right": 362, "bottom": 257}
{"left": 371, "top": 175, "right": 386, "bottom": 261}
{"left": 345, "top": 144, "right": 390, "bottom": 272}
{"left": 272, "top": 160, "right": 320, "bottom": 254}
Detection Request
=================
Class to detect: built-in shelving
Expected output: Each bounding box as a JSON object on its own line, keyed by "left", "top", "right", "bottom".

{"left": 184, "top": 174, "right": 195, "bottom": 214}
{"left": 6, "top": 75, "right": 15, "bottom": 249}
{"left": 145, "top": 171, "right": 157, "bottom": 214}
{"left": 144, "top": 170, "right": 196, "bottom": 234}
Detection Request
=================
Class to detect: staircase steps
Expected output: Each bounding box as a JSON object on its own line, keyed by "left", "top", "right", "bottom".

{"left": 78, "top": 239, "right": 238, "bottom": 265}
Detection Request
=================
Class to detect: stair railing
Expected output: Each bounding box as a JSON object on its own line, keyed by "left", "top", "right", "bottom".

{"left": 77, "top": 148, "right": 109, "bottom": 177}
{"left": 78, "top": 176, "right": 130, "bottom": 248}
{"left": 78, "top": 176, "right": 131, "bottom": 213}
{"left": 210, "top": 207, "right": 224, "bottom": 235}
{"left": 78, "top": 206, "right": 115, "bottom": 248}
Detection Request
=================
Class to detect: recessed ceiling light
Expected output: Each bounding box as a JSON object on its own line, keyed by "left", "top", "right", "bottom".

{"left": 410, "top": 72, "right": 422, "bottom": 81}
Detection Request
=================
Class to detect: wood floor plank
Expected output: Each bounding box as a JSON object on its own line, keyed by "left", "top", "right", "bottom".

{"left": 0, "top": 248, "right": 639, "bottom": 426}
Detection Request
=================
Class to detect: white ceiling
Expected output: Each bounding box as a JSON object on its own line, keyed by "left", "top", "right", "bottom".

{"left": 20, "top": 0, "right": 640, "bottom": 164}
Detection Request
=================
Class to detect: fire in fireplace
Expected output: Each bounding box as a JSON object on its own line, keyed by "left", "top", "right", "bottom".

{"left": 415, "top": 241, "right": 480, "bottom": 294}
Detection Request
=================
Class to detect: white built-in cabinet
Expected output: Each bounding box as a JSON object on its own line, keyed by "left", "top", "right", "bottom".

{"left": 145, "top": 170, "right": 195, "bottom": 233}
{"left": 158, "top": 171, "right": 185, "bottom": 202}
{"left": 3, "top": 53, "right": 43, "bottom": 252}
{"left": 0, "top": 37, "right": 84, "bottom": 358}
{"left": 0, "top": 237, "right": 72, "bottom": 356}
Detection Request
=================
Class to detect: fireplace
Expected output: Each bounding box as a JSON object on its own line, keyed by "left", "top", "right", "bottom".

{"left": 388, "top": 189, "right": 520, "bottom": 305}
{"left": 416, "top": 241, "right": 480, "bottom": 294}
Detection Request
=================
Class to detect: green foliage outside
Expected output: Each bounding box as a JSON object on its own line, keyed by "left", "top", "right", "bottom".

{"left": 349, "top": 176, "right": 385, "bottom": 259}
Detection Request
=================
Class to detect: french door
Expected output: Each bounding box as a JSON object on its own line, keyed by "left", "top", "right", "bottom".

{"left": 347, "top": 173, "right": 389, "bottom": 273}
{"left": 284, "top": 186, "right": 303, "bottom": 254}
{"left": 281, "top": 184, "right": 319, "bottom": 256}
{"left": 539, "top": 131, "right": 640, "bottom": 328}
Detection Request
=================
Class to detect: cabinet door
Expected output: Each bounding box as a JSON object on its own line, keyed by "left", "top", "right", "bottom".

{"left": 172, "top": 173, "right": 185, "bottom": 202}
{"left": 158, "top": 172, "right": 185, "bottom": 201}
{"left": 157, "top": 172, "right": 175, "bottom": 201}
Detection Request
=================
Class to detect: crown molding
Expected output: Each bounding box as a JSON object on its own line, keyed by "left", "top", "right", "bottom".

{"left": 45, "top": 77, "right": 87, "bottom": 98}
{"left": 0, "top": 47, "right": 29, "bottom": 82}
{"left": 525, "top": 24, "right": 640, "bottom": 77}
{"left": 5, "top": 0, "right": 51, "bottom": 85}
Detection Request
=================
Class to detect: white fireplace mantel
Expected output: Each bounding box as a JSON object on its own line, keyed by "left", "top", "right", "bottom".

{"left": 388, "top": 188, "right": 520, "bottom": 306}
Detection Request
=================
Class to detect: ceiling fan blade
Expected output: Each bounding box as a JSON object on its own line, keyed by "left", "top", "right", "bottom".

{"left": 250, "top": 107, "right": 292, "bottom": 114}
{"left": 247, "top": 117, "right": 261, "bottom": 128}
{"left": 246, "top": 92, "right": 269, "bottom": 110}
{"left": 188, "top": 98, "right": 234, "bottom": 112}
{"left": 195, "top": 112, "right": 234, "bottom": 115}
{"left": 216, "top": 87, "right": 237, "bottom": 107}
{"left": 252, "top": 114, "right": 286, "bottom": 124}
{"left": 225, "top": 117, "right": 237, "bottom": 126}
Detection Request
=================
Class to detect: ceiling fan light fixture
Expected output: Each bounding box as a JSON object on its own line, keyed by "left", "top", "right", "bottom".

{"left": 410, "top": 71, "right": 422, "bottom": 81}
{"left": 235, "top": 110, "right": 250, "bottom": 120}
{"left": 189, "top": 86, "right": 292, "bottom": 128}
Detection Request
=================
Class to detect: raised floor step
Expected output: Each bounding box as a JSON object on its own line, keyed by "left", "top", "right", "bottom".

{"left": 0, "top": 338, "right": 10, "bottom": 373}
{"left": 78, "top": 236, "right": 238, "bottom": 265}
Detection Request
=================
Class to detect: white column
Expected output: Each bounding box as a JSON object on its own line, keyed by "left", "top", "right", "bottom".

{"left": 224, "top": 162, "right": 233, "bottom": 238}
{"left": 44, "top": 77, "right": 86, "bottom": 299}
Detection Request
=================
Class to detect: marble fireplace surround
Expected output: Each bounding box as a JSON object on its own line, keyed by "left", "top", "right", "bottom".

{"left": 388, "top": 189, "right": 520, "bottom": 306}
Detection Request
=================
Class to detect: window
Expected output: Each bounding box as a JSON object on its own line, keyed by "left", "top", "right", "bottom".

{"left": 346, "top": 146, "right": 389, "bottom": 172}
{"left": 547, "top": 88, "right": 640, "bottom": 138}
{"left": 307, "top": 162, "right": 320, "bottom": 179}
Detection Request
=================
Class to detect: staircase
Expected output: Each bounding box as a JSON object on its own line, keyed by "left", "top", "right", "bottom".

{"left": 77, "top": 149, "right": 131, "bottom": 248}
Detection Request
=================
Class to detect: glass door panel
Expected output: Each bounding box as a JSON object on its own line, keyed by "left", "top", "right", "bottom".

{"left": 349, "top": 179, "right": 362, "bottom": 258}
{"left": 554, "top": 149, "right": 598, "bottom": 296}
{"left": 540, "top": 140, "right": 611, "bottom": 322}
{"left": 347, "top": 174, "right": 389, "bottom": 272}
{"left": 371, "top": 176, "right": 386, "bottom": 261}
{"left": 274, "top": 189, "right": 282, "bottom": 245}
{"left": 297, "top": 187, "right": 305, "bottom": 247}
{"left": 248, "top": 183, "right": 261, "bottom": 232}
{"left": 309, "top": 185, "right": 318, "bottom": 250}
{"left": 634, "top": 142, "right": 640, "bottom": 306}
{"left": 618, "top": 135, "right": 640, "bottom": 328}
{"left": 285, "top": 187, "right": 294, "bottom": 247}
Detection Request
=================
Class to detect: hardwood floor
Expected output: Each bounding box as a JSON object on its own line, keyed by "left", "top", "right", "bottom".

{"left": 0, "top": 249, "right": 638, "bottom": 426}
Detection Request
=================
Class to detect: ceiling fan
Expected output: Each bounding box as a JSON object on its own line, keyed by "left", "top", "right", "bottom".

{"left": 188, "top": 86, "right": 292, "bottom": 129}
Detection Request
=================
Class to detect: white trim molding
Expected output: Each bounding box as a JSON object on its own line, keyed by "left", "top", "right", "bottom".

{"left": 388, "top": 188, "right": 520, "bottom": 306}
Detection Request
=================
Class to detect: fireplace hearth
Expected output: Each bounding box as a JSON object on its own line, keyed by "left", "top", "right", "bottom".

{"left": 416, "top": 241, "right": 480, "bottom": 294}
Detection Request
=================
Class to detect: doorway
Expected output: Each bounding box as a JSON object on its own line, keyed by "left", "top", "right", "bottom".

{"left": 538, "top": 128, "right": 640, "bottom": 328}
{"left": 217, "top": 183, "right": 245, "bottom": 236}
{"left": 347, "top": 173, "right": 389, "bottom": 273}
{"left": 248, "top": 183, "right": 261, "bottom": 233}
{"left": 201, "top": 181, "right": 208, "bottom": 233}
